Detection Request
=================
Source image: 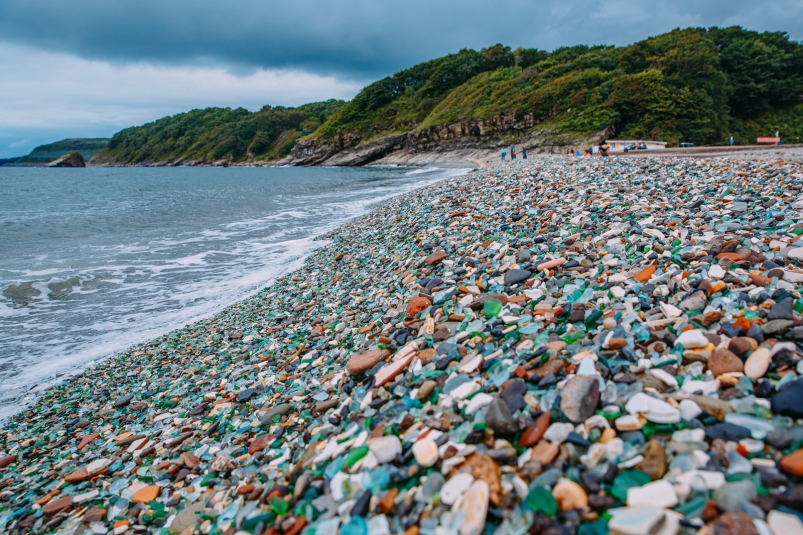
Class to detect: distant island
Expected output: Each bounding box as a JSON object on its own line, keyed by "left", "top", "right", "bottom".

{"left": 4, "top": 138, "right": 109, "bottom": 166}
{"left": 8, "top": 26, "right": 803, "bottom": 167}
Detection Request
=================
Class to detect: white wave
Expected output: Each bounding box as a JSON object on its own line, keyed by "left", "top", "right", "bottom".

{"left": 0, "top": 166, "right": 469, "bottom": 420}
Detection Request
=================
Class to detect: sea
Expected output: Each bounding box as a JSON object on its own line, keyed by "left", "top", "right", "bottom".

{"left": 0, "top": 165, "right": 468, "bottom": 420}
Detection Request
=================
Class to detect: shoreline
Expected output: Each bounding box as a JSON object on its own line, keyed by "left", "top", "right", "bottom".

{"left": 0, "top": 166, "right": 471, "bottom": 422}
{"left": 5, "top": 143, "right": 803, "bottom": 169}
{"left": 4, "top": 156, "right": 803, "bottom": 535}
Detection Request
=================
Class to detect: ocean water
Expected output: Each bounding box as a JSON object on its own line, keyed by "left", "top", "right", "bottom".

{"left": 0, "top": 165, "right": 467, "bottom": 419}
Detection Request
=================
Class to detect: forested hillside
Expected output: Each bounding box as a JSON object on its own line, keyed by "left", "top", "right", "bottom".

{"left": 98, "top": 26, "right": 803, "bottom": 164}
{"left": 318, "top": 27, "right": 803, "bottom": 147}
{"left": 101, "top": 100, "right": 344, "bottom": 164}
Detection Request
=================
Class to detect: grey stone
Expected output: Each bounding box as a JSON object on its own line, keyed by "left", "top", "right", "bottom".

{"left": 485, "top": 396, "right": 519, "bottom": 434}
{"left": 560, "top": 375, "right": 600, "bottom": 423}
{"left": 714, "top": 480, "right": 757, "bottom": 512}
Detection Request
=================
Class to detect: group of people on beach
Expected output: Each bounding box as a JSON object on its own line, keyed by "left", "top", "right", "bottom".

{"left": 569, "top": 145, "right": 608, "bottom": 157}
{"left": 501, "top": 143, "right": 608, "bottom": 161}
{"left": 500, "top": 144, "right": 527, "bottom": 161}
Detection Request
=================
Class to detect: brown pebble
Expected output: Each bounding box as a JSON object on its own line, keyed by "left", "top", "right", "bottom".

{"left": 378, "top": 488, "right": 398, "bottom": 514}
{"left": 249, "top": 435, "right": 273, "bottom": 455}
{"left": 531, "top": 441, "right": 559, "bottom": 466}
{"left": 346, "top": 349, "right": 390, "bottom": 375}
{"left": 519, "top": 412, "right": 551, "bottom": 447}
{"left": 406, "top": 296, "right": 432, "bottom": 317}
{"left": 708, "top": 348, "right": 744, "bottom": 377}
{"left": 43, "top": 495, "right": 72, "bottom": 514}
{"left": 425, "top": 250, "right": 447, "bottom": 265}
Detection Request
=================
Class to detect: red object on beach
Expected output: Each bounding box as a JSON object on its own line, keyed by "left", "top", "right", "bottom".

{"left": 757, "top": 137, "right": 780, "bottom": 143}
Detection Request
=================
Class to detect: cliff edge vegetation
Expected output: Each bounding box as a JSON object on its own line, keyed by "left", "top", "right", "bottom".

{"left": 97, "top": 26, "right": 803, "bottom": 165}
{"left": 99, "top": 100, "right": 344, "bottom": 165}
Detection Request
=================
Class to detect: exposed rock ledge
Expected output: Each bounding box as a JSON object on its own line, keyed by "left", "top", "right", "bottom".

{"left": 47, "top": 152, "right": 86, "bottom": 167}
{"left": 281, "top": 115, "right": 612, "bottom": 167}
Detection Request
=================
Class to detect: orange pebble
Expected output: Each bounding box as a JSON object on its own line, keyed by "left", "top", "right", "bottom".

{"left": 634, "top": 266, "right": 656, "bottom": 282}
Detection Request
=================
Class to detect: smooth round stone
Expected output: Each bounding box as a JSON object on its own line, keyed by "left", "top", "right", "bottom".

{"left": 367, "top": 436, "right": 402, "bottom": 464}
{"left": 412, "top": 438, "right": 439, "bottom": 467}
{"left": 744, "top": 347, "right": 771, "bottom": 378}
{"left": 459, "top": 480, "right": 489, "bottom": 535}
{"left": 417, "top": 380, "right": 436, "bottom": 400}
{"left": 603, "top": 317, "right": 617, "bottom": 330}
{"left": 551, "top": 478, "right": 588, "bottom": 511}
{"left": 768, "top": 510, "right": 803, "bottom": 535}
{"left": 440, "top": 472, "right": 474, "bottom": 505}
{"left": 346, "top": 349, "right": 390, "bottom": 375}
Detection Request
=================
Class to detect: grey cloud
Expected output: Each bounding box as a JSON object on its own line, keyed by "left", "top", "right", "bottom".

{"left": 1, "top": 0, "right": 801, "bottom": 79}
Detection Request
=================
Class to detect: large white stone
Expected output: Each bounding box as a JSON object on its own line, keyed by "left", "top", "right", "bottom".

{"left": 650, "top": 368, "right": 678, "bottom": 387}
{"left": 459, "top": 480, "right": 489, "bottom": 535}
{"left": 674, "top": 329, "right": 710, "bottom": 349}
{"left": 788, "top": 247, "right": 803, "bottom": 261}
{"left": 440, "top": 472, "right": 474, "bottom": 505}
{"left": 608, "top": 508, "right": 666, "bottom": 535}
{"left": 465, "top": 393, "right": 493, "bottom": 415}
{"left": 709, "top": 265, "right": 727, "bottom": 279}
{"left": 768, "top": 510, "right": 803, "bottom": 535}
{"left": 744, "top": 347, "right": 771, "bottom": 379}
{"left": 627, "top": 479, "right": 678, "bottom": 509}
{"left": 681, "top": 379, "right": 720, "bottom": 395}
{"left": 625, "top": 393, "right": 681, "bottom": 423}
{"left": 679, "top": 399, "right": 703, "bottom": 421}
{"left": 675, "top": 469, "right": 726, "bottom": 490}
{"left": 660, "top": 302, "right": 682, "bottom": 318}
{"left": 543, "top": 422, "right": 574, "bottom": 444}
{"left": 451, "top": 380, "right": 480, "bottom": 400}
{"left": 367, "top": 436, "right": 402, "bottom": 463}
{"left": 412, "top": 438, "right": 439, "bottom": 467}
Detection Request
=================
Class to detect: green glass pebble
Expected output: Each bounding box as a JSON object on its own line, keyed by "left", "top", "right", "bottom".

{"left": 611, "top": 470, "right": 651, "bottom": 502}
{"left": 344, "top": 445, "right": 369, "bottom": 467}
{"left": 269, "top": 496, "right": 290, "bottom": 516}
{"left": 578, "top": 521, "right": 610, "bottom": 535}
{"left": 483, "top": 298, "right": 503, "bottom": 317}
{"left": 523, "top": 487, "right": 558, "bottom": 516}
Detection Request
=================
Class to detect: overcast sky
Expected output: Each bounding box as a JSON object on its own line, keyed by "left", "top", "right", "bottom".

{"left": 1, "top": 0, "right": 801, "bottom": 158}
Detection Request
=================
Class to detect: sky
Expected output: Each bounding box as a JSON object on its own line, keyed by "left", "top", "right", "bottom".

{"left": 1, "top": 0, "right": 802, "bottom": 159}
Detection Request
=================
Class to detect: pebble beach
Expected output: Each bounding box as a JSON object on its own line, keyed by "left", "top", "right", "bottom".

{"left": 6, "top": 156, "right": 803, "bottom": 535}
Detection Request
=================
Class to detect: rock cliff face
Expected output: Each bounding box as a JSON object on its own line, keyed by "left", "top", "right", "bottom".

{"left": 285, "top": 115, "right": 613, "bottom": 166}
{"left": 46, "top": 151, "right": 86, "bottom": 167}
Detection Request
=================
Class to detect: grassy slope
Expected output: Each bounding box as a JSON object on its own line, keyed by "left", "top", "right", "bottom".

{"left": 17, "top": 138, "right": 110, "bottom": 163}
{"left": 319, "top": 27, "right": 803, "bottom": 147}
{"left": 102, "top": 100, "right": 344, "bottom": 164}
{"left": 99, "top": 27, "right": 803, "bottom": 163}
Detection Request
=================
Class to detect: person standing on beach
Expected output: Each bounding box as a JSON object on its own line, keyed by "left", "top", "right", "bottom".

{"left": 511, "top": 144, "right": 516, "bottom": 160}
{"left": 501, "top": 148, "right": 507, "bottom": 161}
{"left": 730, "top": 134, "right": 734, "bottom": 146}
{"left": 522, "top": 148, "right": 527, "bottom": 159}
